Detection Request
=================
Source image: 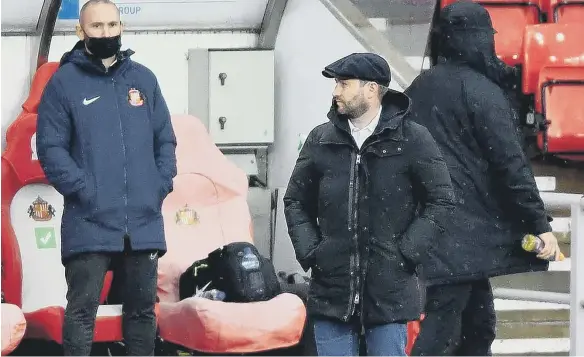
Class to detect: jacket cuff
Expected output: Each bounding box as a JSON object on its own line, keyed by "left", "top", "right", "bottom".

{"left": 160, "top": 177, "right": 173, "bottom": 196}
{"left": 165, "top": 179, "right": 174, "bottom": 195}
{"left": 530, "top": 218, "right": 553, "bottom": 236}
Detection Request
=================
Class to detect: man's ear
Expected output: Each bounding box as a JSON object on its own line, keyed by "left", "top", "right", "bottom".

{"left": 120, "top": 21, "right": 125, "bottom": 34}
{"left": 75, "top": 23, "right": 85, "bottom": 41}
{"left": 367, "top": 82, "right": 378, "bottom": 99}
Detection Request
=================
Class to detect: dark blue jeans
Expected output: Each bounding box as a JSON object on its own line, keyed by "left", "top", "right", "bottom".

{"left": 313, "top": 317, "right": 407, "bottom": 356}
{"left": 62, "top": 249, "right": 158, "bottom": 356}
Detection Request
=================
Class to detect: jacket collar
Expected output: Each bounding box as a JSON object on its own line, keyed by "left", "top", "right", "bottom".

{"left": 60, "top": 40, "right": 135, "bottom": 77}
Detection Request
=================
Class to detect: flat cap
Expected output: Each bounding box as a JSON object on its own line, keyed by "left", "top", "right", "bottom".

{"left": 322, "top": 52, "right": 391, "bottom": 87}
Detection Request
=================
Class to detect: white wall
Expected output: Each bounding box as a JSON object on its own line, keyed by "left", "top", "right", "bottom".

{"left": 1, "top": 31, "right": 258, "bottom": 149}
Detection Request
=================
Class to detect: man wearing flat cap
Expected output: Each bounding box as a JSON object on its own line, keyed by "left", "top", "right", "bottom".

{"left": 283, "top": 52, "right": 455, "bottom": 356}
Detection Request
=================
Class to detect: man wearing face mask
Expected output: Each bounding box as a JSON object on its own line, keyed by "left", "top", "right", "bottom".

{"left": 404, "top": 2, "right": 560, "bottom": 355}
{"left": 36, "top": 0, "right": 177, "bottom": 355}
{"left": 283, "top": 53, "right": 455, "bottom": 356}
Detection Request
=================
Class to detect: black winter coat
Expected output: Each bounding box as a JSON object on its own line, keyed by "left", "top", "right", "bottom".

{"left": 404, "top": 2, "right": 552, "bottom": 285}
{"left": 283, "top": 90, "right": 455, "bottom": 326}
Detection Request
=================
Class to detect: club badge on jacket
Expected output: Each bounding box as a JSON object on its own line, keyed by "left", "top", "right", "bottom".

{"left": 128, "top": 88, "right": 144, "bottom": 107}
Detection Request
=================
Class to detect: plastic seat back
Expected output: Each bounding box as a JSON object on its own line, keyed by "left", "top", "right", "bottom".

{"left": 1, "top": 63, "right": 60, "bottom": 309}
{"left": 22, "top": 62, "right": 60, "bottom": 115}
{"left": 3, "top": 107, "right": 67, "bottom": 313}
{"left": 12, "top": 183, "right": 66, "bottom": 313}
{"left": 157, "top": 114, "right": 253, "bottom": 302}
{"left": 522, "top": 23, "right": 584, "bottom": 94}
{"left": 544, "top": 0, "right": 584, "bottom": 22}
{"left": 536, "top": 66, "right": 584, "bottom": 155}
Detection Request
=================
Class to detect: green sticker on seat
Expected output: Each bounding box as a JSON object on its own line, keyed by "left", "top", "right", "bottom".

{"left": 35, "top": 227, "right": 56, "bottom": 249}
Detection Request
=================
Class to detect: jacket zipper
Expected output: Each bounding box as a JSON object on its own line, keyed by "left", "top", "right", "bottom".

{"left": 112, "top": 78, "right": 129, "bottom": 237}
{"left": 344, "top": 152, "right": 361, "bottom": 321}
{"left": 339, "top": 129, "right": 396, "bottom": 323}
{"left": 352, "top": 154, "right": 362, "bottom": 310}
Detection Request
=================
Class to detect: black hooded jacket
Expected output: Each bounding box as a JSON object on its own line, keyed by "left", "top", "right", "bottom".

{"left": 405, "top": 1, "right": 552, "bottom": 285}
{"left": 284, "top": 90, "right": 455, "bottom": 325}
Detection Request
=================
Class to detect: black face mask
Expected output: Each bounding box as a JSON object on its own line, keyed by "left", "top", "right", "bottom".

{"left": 84, "top": 34, "right": 121, "bottom": 59}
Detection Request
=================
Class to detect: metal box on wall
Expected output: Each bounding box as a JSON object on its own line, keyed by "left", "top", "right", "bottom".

{"left": 188, "top": 49, "right": 275, "bottom": 146}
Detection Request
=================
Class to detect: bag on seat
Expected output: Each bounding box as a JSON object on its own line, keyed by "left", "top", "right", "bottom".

{"left": 179, "top": 242, "right": 281, "bottom": 302}
{"left": 178, "top": 256, "right": 215, "bottom": 300}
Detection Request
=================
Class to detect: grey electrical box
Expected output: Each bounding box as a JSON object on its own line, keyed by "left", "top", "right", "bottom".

{"left": 188, "top": 49, "right": 275, "bottom": 145}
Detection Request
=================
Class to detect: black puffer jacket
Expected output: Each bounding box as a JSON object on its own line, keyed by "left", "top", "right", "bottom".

{"left": 405, "top": 1, "right": 552, "bottom": 286}
{"left": 284, "top": 90, "right": 455, "bottom": 326}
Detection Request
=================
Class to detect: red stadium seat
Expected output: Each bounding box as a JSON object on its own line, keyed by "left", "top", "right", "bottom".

{"left": 522, "top": 23, "right": 584, "bottom": 157}
{"left": 522, "top": 23, "right": 584, "bottom": 94}
{"left": 536, "top": 66, "right": 584, "bottom": 158}
{"left": 544, "top": 0, "right": 584, "bottom": 23}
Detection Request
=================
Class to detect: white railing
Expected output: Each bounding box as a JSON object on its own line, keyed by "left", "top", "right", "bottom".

{"left": 493, "top": 192, "right": 583, "bottom": 356}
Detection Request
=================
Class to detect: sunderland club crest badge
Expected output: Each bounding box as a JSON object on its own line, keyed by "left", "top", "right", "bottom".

{"left": 175, "top": 204, "right": 199, "bottom": 226}
{"left": 28, "top": 196, "right": 56, "bottom": 221}
{"left": 128, "top": 88, "right": 144, "bottom": 107}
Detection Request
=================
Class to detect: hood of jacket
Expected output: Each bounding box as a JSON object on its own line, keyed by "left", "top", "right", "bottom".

{"left": 433, "top": 1, "right": 516, "bottom": 87}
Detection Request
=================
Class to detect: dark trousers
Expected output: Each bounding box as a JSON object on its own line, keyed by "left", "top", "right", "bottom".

{"left": 62, "top": 247, "right": 158, "bottom": 356}
{"left": 411, "top": 279, "right": 496, "bottom": 356}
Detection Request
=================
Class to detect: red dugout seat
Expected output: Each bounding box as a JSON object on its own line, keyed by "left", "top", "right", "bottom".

{"left": 441, "top": 0, "right": 543, "bottom": 65}
{"left": 522, "top": 23, "right": 584, "bottom": 158}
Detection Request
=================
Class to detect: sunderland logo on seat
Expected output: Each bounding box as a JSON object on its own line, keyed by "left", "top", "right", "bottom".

{"left": 175, "top": 204, "right": 199, "bottom": 226}
{"left": 28, "top": 196, "right": 56, "bottom": 221}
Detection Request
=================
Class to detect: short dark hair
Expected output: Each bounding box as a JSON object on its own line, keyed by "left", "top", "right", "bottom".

{"left": 80, "top": 0, "right": 119, "bottom": 25}
{"left": 359, "top": 80, "right": 389, "bottom": 101}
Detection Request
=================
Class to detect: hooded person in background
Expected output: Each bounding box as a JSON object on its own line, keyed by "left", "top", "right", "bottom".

{"left": 36, "top": 0, "right": 177, "bottom": 355}
{"left": 404, "top": 2, "right": 561, "bottom": 355}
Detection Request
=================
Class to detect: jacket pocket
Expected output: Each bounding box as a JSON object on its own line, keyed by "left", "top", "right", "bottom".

{"left": 366, "top": 237, "right": 419, "bottom": 308}
{"left": 158, "top": 174, "right": 174, "bottom": 202}
{"left": 146, "top": 180, "right": 163, "bottom": 215}
{"left": 370, "top": 236, "right": 416, "bottom": 274}
{"left": 367, "top": 141, "right": 404, "bottom": 158}
{"left": 313, "top": 237, "right": 349, "bottom": 277}
{"left": 397, "top": 244, "right": 418, "bottom": 274}
{"left": 156, "top": 174, "right": 166, "bottom": 202}
{"left": 141, "top": 165, "right": 166, "bottom": 216}
{"left": 77, "top": 174, "right": 96, "bottom": 208}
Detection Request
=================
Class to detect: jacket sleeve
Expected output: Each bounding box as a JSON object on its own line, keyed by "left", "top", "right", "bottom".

{"left": 36, "top": 78, "right": 87, "bottom": 197}
{"left": 400, "top": 125, "right": 455, "bottom": 266}
{"left": 283, "top": 130, "right": 322, "bottom": 271}
{"left": 466, "top": 82, "right": 552, "bottom": 235}
{"left": 152, "top": 79, "right": 177, "bottom": 195}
